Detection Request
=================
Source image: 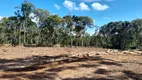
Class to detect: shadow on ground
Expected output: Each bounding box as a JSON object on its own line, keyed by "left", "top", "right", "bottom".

{"left": 0, "top": 54, "right": 141, "bottom": 80}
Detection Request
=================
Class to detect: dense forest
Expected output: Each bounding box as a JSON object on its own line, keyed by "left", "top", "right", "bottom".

{"left": 0, "top": 0, "right": 142, "bottom": 50}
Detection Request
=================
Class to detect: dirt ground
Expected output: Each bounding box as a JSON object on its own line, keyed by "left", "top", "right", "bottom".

{"left": 0, "top": 46, "right": 142, "bottom": 80}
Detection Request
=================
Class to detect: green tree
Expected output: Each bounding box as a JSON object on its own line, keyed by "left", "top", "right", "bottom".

{"left": 72, "top": 15, "right": 94, "bottom": 47}
{"left": 33, "top": 8, "right": 50, "bottom": 45}
{"left": 40, "top": 15, "right": 61, "bottom": 46}
{"left": 15, "top": 0, "right": 35, "bottom": 45}
{"left": 63, "top": 15, "right": 74, "bottom": 47}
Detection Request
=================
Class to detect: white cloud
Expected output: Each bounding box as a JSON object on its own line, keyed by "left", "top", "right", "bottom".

{"left": 54, "top": 4, "right": 60, "bottom": 10}
{"left": 93, "top": 19, "right": 95, "bottom": 23}
{"left": 79, "top": 2, "right": 90, "bottom": 11}
{"left": 0, "top": 16, "right": 3, "bottom": 20}
{"left": 63, "top": 0, "right": 79, "bottom": 11}
{"left": 91, "top": 3, "right": 109, "bottom": 11}
{"left": 52, "top": 13, "right": 58, "bottom": 15}
{"left": 29, "top": 13, "right": 39, "bottom": 24}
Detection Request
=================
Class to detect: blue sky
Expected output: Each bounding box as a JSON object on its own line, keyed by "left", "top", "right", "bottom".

{"left": 0, "top": 0, "right": 142, "bottom": 34}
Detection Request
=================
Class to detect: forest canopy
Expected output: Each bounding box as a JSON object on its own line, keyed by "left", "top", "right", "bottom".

{"left": 0, "top": 0, "right": 142, "bottom": 50}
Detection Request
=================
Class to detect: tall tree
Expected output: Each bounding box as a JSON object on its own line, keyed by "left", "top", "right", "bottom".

{"left": 15, "top": 0, "right": 35, "bottom": 45}
{"left": 72, "top": 15, "right": 94, "bottom": 46}
{"left": 63, "top": 15, "right": 74, "bottom": 47}
{"left": 33, "top": 8, "right": 50, "bottom": 45}
{"left": 33, "top": 8, "right": 50, "bottom": 26}
{"left": 41, "top": 15, "right": 61, "bottom": 46}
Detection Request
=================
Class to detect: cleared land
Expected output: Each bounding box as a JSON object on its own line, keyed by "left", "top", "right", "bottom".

{"left": 0, "top": 46, "right": 142, "bottom": 80}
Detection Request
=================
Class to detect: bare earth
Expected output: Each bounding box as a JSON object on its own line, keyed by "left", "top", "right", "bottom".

{"left": 0, "top": 46, "right": 142, "bottom": 80}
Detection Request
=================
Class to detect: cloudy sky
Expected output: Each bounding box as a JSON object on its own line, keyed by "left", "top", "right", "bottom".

{"left": 0, "top": 0, "right": 142, "bottom": 34}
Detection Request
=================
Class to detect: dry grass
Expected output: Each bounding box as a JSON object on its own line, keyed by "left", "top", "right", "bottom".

{"left": 0, "top": 46, "right": 142, "bottom": 80}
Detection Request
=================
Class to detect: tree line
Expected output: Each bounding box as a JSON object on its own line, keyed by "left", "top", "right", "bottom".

{"left": 0, "top": 0, "right": 142, "bottom": 50}
{"left": 97, "top": 19, "right": 142, "bottom": 50}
